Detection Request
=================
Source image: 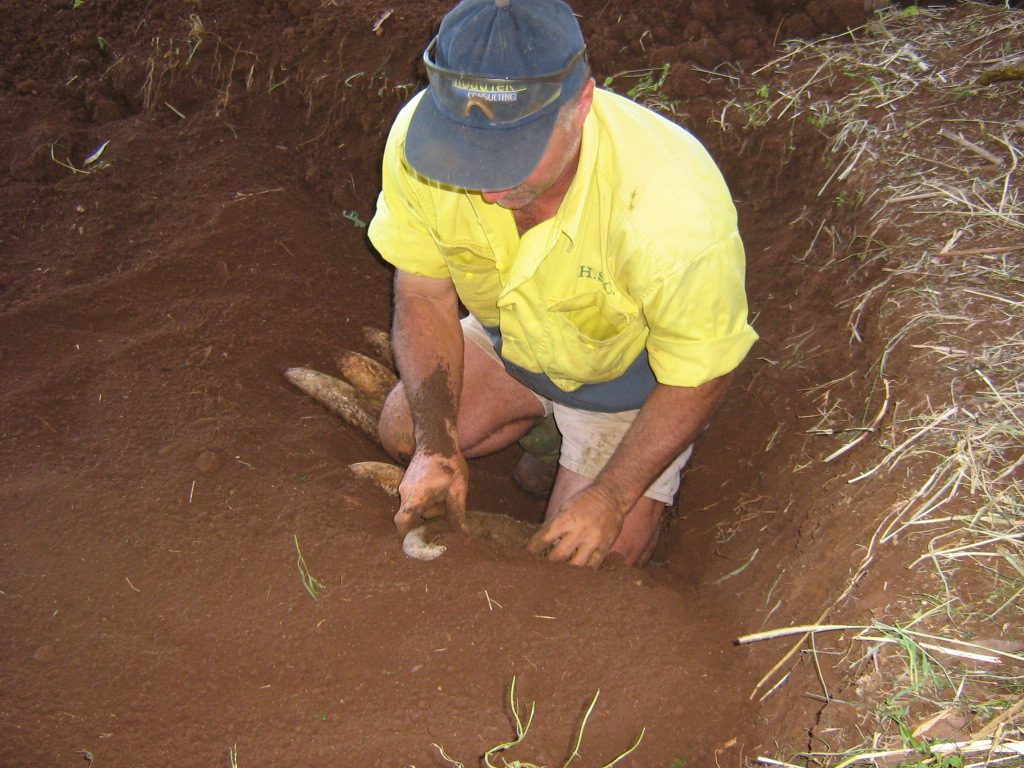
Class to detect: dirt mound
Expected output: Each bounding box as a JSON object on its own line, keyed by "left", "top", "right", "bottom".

{"left": 1, "top": 0, "right": 872, "bottom": 211}
{"left": 3, "top": 0, "right": 1020, "bottom": 766}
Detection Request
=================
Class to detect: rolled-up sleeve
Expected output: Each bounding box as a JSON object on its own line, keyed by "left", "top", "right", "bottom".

{"left": 642, "top": 231, "right": 758, "bottom": 387}
{"left": 367, "top": 97, "right": 450, "bottom": 279}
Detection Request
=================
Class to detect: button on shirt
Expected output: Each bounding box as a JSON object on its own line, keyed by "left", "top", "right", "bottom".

{"left": 368, "top": 88, "right": 758, "bottom": 402}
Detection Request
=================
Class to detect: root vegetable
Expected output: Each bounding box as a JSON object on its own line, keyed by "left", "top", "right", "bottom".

{"left": 361, "top": 326, "right": 395, "bottom": 371}
{"left": 334, "top": 350, "right": 397, "bottom": 405}
{"left": 348, "top": 461, "right": 403, "bottom": 496}
{"left": 284, "top": 367, "right": 380, "bottom": 442}
{"left": 402, "top": 511, "right": 538, "bottom": 561}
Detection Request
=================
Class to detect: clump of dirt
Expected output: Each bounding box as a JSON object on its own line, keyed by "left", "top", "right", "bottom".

{"left": 6, "top": 0, "right": 1019, "bottom": 766}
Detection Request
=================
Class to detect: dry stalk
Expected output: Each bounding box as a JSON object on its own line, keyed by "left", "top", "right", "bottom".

{"left": 732, "top": 4, "right": 1024, "bottom": 752}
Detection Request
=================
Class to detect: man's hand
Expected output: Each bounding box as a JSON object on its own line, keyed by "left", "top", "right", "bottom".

{"left": 526, "top": 483, "right": 625, "bottom": 567}
{"left": 394, "top": 451, "right": 470, "bottom": 536}
{"left": 388, "top": 270, "right": 469, "bottom": 538}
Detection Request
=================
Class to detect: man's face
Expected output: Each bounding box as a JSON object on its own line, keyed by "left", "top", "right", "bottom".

{"left": 480, "top": 80, "right": 594, "bottom": 211}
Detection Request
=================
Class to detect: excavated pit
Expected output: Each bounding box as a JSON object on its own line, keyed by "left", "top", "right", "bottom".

{"left": 0, "top": 0, "right": 988, "bottom": 765}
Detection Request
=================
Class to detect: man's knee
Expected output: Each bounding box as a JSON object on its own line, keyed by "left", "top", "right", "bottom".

{"left": 378, "top": 383, "right": 414, "bottom": 462}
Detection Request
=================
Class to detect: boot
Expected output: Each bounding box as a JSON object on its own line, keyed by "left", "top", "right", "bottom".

{"left": 513, "top": 414, "right": 561, "bottom": 497}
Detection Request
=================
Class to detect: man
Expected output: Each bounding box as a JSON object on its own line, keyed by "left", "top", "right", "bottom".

{"left": 367, "top": 0, "right": 757, "bottom": 567}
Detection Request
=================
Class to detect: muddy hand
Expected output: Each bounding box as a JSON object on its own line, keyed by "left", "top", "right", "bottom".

{"left": 393, "top": 451, "right": 469, "bottom": 537}
{"left": 526, "top": 484, "right": 625, "bottom": 567}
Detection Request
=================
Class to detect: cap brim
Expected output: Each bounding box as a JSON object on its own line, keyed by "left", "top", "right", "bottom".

{"left": 404, "top": 90, "right": 557, "bottom": 191}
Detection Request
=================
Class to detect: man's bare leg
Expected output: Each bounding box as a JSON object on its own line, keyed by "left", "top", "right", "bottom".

{"left": 379, "top": 340, "right": 546, "bottom": 461}
{"left": 545, "top": 467, "right": 665, "bottom": 567}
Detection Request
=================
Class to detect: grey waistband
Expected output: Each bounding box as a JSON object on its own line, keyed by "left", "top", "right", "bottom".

{"left": 483, "top": 324, "right": 655, "bottom": 412}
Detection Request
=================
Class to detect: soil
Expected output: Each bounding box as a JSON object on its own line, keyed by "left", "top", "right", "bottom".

{"left": 1, "top": 1, "right": 1013, "bottom": 767}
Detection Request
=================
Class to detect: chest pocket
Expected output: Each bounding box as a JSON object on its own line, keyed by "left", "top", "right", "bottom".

{"left": 547, "top": 291, "right": 631, "bottom": 343}
{"left": 542, "top": 289, "right": 645, "bottom": 386}
{"left": 433, "top": 237, "right": 503, "bottom": 323}
{"left": 433, "top": 237, "right": 495, "bottom": 274}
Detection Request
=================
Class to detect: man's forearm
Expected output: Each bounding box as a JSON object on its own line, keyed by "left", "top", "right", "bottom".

{"left": 594, "top": 374, "right": 732, "bottom": 510}
{"left": 391, "top": 272, "right": 464, "bottom": 457}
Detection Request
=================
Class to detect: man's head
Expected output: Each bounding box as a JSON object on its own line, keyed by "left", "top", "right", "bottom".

{"left": 404, "top": 0, "right": 590, "bottom": 191}
{"left": 479, "top": 80, "right": 593, "bottom": 209}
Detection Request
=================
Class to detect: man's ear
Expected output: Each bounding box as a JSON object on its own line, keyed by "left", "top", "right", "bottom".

{"left": 575, "top": 78, "right": 595, "bottom": 127}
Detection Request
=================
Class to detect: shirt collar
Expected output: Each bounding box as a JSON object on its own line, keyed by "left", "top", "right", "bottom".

{"left": 551, "top": 104, "right": 599, "bottom": 249}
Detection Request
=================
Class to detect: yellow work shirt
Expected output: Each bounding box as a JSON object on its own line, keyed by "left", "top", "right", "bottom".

{"left": 368, "top": 88, "right": 757, "bottom": 395}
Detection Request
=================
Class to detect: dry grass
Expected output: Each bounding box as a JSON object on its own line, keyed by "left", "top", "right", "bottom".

{"left": 138, "top": 21, "right": 262, "bottom": 118}
{"left": 433, "top": 677, "right": 645, "bottom": 768}
{"left": 717, "top": 3, "right": 1023, "bottom": 765}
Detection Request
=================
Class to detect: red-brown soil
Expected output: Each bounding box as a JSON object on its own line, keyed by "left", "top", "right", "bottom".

{"left": 1, "top": 1, "right": 1001, "bottom": 766}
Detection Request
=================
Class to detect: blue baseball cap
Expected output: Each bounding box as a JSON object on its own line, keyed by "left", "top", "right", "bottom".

{"left": 404, "top": 0, "right": 589, "bottom": 191}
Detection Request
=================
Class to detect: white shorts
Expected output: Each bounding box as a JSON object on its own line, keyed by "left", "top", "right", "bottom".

{"left": 461, "top": 315, "right": 692, "bottom": 504}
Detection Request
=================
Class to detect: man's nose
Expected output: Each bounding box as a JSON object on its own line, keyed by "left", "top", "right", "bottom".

{"left": 481, "top": 188, "right": 511, "bottom": 204}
